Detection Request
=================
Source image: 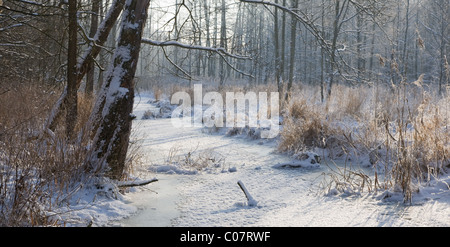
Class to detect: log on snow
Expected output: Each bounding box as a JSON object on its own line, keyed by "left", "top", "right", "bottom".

{"left": 117, "top": 178, "right": 158, "bottom": 188}
{"left": 237, "top": 180, "right": 258, "bottom": 206}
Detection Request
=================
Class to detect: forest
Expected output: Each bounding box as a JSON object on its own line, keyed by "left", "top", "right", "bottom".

{"left": 0, "top": 0, "right": 449, "bottom": 227}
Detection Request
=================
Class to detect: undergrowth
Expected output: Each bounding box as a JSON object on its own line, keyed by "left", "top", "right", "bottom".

{"left": 280, "top": 81, "right": 449, "bottom": 203}
{"left": 0, "top": 85, "right": 143, "bottom": 226}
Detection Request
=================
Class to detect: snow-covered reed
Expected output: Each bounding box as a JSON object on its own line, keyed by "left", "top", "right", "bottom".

{"left": 280, "top": 81, "right": 449, "bottom": 202}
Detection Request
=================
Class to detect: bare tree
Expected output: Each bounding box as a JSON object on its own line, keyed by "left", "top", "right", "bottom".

{"left": 85, "top": 0, "right": 101, "bottom": 96}
{"left": 286, "top": 0, "right": 298, "bottom": 101}
{"left": 219, "top": 0, "right": 227, "bottom": 90}
{"left": 45, "top": 0, "right": 126, "bottom": 133}
{"left": 66, "top": 0, "right": 77, "bottom": 138}
{"left": 87, "top": 0, "right": 151, "bottom": 180}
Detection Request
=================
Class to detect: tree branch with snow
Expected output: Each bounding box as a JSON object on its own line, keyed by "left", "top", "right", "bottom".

{"left": 141, "top": 38, "right": 254, "bottom": 78}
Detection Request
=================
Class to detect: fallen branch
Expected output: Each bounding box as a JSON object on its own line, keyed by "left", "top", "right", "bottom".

{"left": 117, "top": 178, "right": 158, "bottom": 188}
{"left": 237, "top": 180, "right": 258, "bottom": 207}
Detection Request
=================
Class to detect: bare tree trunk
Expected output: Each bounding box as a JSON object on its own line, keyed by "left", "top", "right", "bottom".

{"left": 66, "top": 0, "right": 78, "bottom": 138}
{"left": 327, "top": 0, "right": 340, "bottom": 99}
{"left": 280, "top": 0, "right": 287, "bottom": 85}
{"left": 368, "top": 22, "right": 376, "bottom": 82}
{"left": 212, "top": 0, "right": 219, "bottom": 78}
{"left": 46, "top": 0, "right": 126, "bottom": 132}
{"left": 173, "top": 0, "right": 180, "bottom": 77}
{"left": 257, "top": 10, "right": 265, "bottom": 84}
{"left": 402, "top": 0, "right": 410, "bottom": 79}
{"left": 327, "top": 0, "right": 348, "bottom": 100}
{"left": 320, "top": 0, "right": 325, "bottom": 103}
{"left": 356, "top": 7, "right": 364, "bottom": 82}
{"left": 85, "top": 0, "right": 101, "bottom": 96}
{"left": 203, "top": 0, "right": 212, "bottom": 77}
{"left": 219, "top": 0, "right": 227, "bottom": 90}
{"left": 438, "top": 0, "right": 447, "bottom": 95}
{"left": 87, "top": 0, "right": 150, "bottom": 180}
{"left": 274, "top": 0, "right": 281, "bottom": 93}
{"left": 196, "top": 0, "right": 202, "bottom": 77}
{"left": 286, "top": 0, "right": 298, "bottom": 101}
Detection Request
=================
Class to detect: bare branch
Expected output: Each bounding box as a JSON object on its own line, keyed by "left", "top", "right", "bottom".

{"left": 142, "top": 38, "right": 254, "bottom": 79}
{"left": 239, "top": 0, "right": 332, "bottom": 56}
{"left": 44, "top": 0, "right": 126, "bottom": 132}
{"left": 161, "top": 46, "right": 194, "bottom": 81}
{"left": 141, "top": 38, "right": 251, "bottom": 60}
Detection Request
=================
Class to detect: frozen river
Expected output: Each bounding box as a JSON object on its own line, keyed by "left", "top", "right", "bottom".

{"left": 115, "top": 94, "right": 450, "bottom": 227}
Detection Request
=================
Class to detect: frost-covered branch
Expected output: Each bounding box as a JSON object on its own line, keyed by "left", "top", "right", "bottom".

{"left": 142, "top": 38, "right": 253, "bottom": 78}
{"left": 141, "top": 38, "right": 251, "bottom": 60}
{"left": 76, "top": 0, "right": 126, "bottom": 84}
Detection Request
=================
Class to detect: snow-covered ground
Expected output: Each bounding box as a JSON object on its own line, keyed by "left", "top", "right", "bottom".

{"left": 100, "top": 92, "right": 450, "bottom": 227}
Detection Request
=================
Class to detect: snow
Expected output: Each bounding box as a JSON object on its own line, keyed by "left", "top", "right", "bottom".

{"left": 48, "top": 177, "right": 138, "bottom": 227}
{"left": 148, "top": 164, "right": 199, "bottom": 175}
{"left": 108, "top": 93, "right": 450, "bottom": 227}
{"left": 273, "top": 151, "right": 321, "bottom": 169}
{"left": 237, "top": 180, "right": 258, "bottom": 207}
{"left": 39, "top": 91, "right": 449, "bottom": 227}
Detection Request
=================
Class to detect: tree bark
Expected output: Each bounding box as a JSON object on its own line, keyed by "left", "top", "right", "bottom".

{"left": 286, "top": 0, "right": 298, "bottom": 101}
{"left": 219, "top": 0, "right": 227, "bottom": 90}
{"left": 46, "top": 0, "right": 126, "bottom": 132}
{"left": 203, "top": 0, "right": 212, "bottom": 78}
{"left": 87, "top": 0, "right": 150, "bottom": 180}
{"left": 356, "top": 7, "right": 364, "bottom": 82}
{"left": 402, "top": 0, "right": 410, "bottom": 79}
{"left": 274, "top": 0, "right": 281, "bottom": 94}
{"left": 66, "top": 0, "right": 78, "bottom": 138}
{"left": 280, "top": 0, "right": 287, "bottom": 84}
{"left": 85, "top": 0, "right": 101, "bottom": 96}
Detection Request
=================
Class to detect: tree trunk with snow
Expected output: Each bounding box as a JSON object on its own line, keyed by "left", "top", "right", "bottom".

{"left": 87, "top": 0, "right": 150, "bottom": 180}
{"left": 46, "top": 0, "right": 126, "bottom": 132}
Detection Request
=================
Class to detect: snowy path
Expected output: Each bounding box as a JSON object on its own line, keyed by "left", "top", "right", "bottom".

{"left": 116, "top": 94, "right": 450, "bottom": 227}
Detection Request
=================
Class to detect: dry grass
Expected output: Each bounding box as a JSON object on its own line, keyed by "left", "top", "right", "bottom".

{"left": 384, "top": 84, "right": 449, "bottom": 202}
{"left": 140, "top": 78, "right": 448, "bottom": 202}
{"left": 75, "top": 93, "right": 95, "bottom": 133}
{"left": 164, "top": 145, "right": 226, "bottom": 172}
{"left": 0, "top": 84, "right": 122, "bottom": 226}
{"left": 278, "top": 89, "right": 346, "bottom": 156}
{"left": 279, "top": 80, "right": 449, "bottom": 202}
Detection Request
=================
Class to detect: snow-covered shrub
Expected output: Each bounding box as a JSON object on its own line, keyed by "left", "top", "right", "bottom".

{"left": 142, "top": 109, "right": 155, "bottom": 119}
{"left": 142, "top": 100, "right": 176, "bottom": 119}
{"left": 384, "top": 87, "right": 450, "bottom": 202}
{"left": 273, "top": 151, "right": 321, "bottom": 169}
{"left": 278, "top": 99, "right": 336, "bottom": 154}
{"left": 149, "top": 146, "right": 226, "bottom": 175}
